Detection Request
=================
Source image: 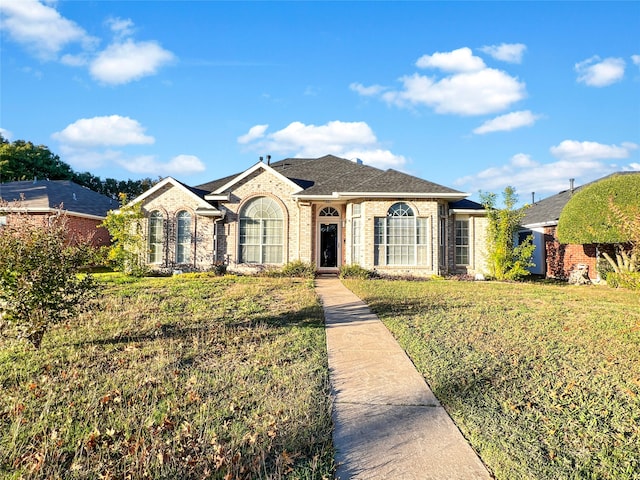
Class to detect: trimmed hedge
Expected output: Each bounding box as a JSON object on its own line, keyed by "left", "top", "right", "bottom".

{"left": 557, "top": 173, "right": 640, "bottom": 245}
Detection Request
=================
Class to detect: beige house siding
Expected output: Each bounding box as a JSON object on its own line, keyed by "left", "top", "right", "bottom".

{"left": 140, "top": 183, "right": 217, "bottom": 270}
{"left": 132, "top": 159, "right": 489, "bottom": 277}
{"left": 450, "top": 213, "right": 488, "bottom": 276}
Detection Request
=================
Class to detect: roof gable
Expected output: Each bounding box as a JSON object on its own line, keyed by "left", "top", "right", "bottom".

{"left": 208, "top": 161, "right": 304, "bottom": 197}
{"left": 129, "top": 177, "right": 219, "bottom": 211}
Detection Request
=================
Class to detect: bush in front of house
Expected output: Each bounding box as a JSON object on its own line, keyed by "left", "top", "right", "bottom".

{"left": 0, "top": 212, "right": 98, "bottom": 348}
{"left": 269, "top": 260, "right": 317, "bottom": 278}
{"left": 606, "top": 272, "right": 640, "bottom": 290}
{"left": 339, "top": 264, "right": 376, "bottom": 279}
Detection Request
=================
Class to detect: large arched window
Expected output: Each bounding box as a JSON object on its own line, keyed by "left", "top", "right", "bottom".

{"left": 374, "top": 202, "right": 428, "bottom": 266}
{"left": 176, "top": 210, "right": 191, "bottom": 264}
{"left": 239, "top": 197, "right": 283, "bottom": 264}
{"left": 148, "top": 211, "right": 164, "bottom": 264}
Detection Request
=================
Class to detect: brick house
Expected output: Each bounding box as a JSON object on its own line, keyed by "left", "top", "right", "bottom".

{"left": 0, "top": 179, "right": 115, "bottom": 246}
{"left": 129, "top": 155, "right": 488, "bottom": 276}
{"left": 519, "top": 172, "right": 638, "bottom": 280}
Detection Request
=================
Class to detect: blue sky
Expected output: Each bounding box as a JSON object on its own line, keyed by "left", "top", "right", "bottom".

{"left": 1, "top": 1, "right": 639, "bottom": 202}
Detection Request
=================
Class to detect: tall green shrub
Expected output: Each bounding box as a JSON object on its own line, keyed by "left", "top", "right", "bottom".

{"left": 557, "top": 173, "right": 640, "bottom": 273}
{"left": 480, "top": 187, "right": 535, "bottom": 281}
{"left": 0, "top": 212, "right": 97, "bottom": 348}
{"left": 100, "top": 194, "right": 147, "bottom": 276}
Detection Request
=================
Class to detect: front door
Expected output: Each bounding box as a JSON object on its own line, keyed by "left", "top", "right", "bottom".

{"left": 319, "top": 223, "right": 339, "bottom": 268}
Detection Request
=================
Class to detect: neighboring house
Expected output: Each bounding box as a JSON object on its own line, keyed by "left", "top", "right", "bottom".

{"left": 0, "top": 179, "right": 116, "bottom": 246}
{"left": 129, "top": 154, "right": 488, "bottom": 276}
{"left": 520, "top": 172, "right": 638, "bottom": 280}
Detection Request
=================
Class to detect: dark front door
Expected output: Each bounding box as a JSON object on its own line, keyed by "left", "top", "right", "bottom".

{"left": 320, "top": 223, "right": 338, "bottom": 268}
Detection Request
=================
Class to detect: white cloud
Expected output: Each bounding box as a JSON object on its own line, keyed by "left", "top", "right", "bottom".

{"left": 238, "top": 120, "right": 407, "bottom": 170}
{"left": 382, "top": 68, "right": 526, "bottom": 116}
{"left": 237, "top": 124, "right": 269, "bottom": 144}
{"left": 349, "top": 82, "right": 387, "bottom": 96}
{"left": 0, "top": 0, "right": 97, "bottom": 60}
{"left": 416, "top": 47, "right": 485, "bottom": 72}
{"left": 575, "top": 56, "right": 625, "bottom": 87}
{"left": 353, "top": 48, "right": 526, "bottom": 116}
{"left": 51, "top": 115, "right": 204, "bottom": 176}
{"left": 455, "top": 140, "right": 639, "bottom": 197}
{"left": 632, "top": 55, "right": 640, "bottom": 67}
{"left": 0, "top": 127, "right": 13, "bottom": 140}
{"left": 550, "top": 140, "right": 637, "bottom": 161}
{"left": 90, "top": 39, "right": 175, "bottom": 85}
{"left": 120, "top": 154, "right": 206, "bottom": 176}
{"left": 479, "top": 43, "right": 526, "bottom": 64}
{"left": 52, "top": 115, "right": 155, "bottom": 147}
{"left": 473, "top": 110, "right": 541, "bottom": 134}
{"left": 1, "top": 1, "right": 174, "bottom": 85}
{"left": 106, "top": 17, "right": 135, "bottom": 40}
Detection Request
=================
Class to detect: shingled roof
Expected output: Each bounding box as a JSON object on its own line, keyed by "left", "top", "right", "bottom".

{"left": 196, "top": 154, "right": 465, "bottom": 198}
{"left": 0, "top": 180, "right": 116, "bottom": 218}
{"left": 521, "top": 172, "right": 640, "bottom": 227}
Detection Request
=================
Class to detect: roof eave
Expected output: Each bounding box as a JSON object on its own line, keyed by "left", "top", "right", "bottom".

{"left": 0, "top": 207, "right": 108, "bottom": 221}
{"left": 204, "top": 193, "right": 230, "bottom": 201}
{"left": 195, "top": 207, "right": 224, "bottom": 218}
{"left": 294, "top": 191, "right": 468, "bottom": 201}
{"left": 450, "top": 209, "right": 487, "bottom": 215}
{"left": 520, "top": 220, "right": 559, "bottom": 229}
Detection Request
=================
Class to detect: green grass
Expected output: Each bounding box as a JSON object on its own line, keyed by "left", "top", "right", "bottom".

{"left": 0, "top": 274, "right": 334, "bottom": 479}
{"left": 344, "top": 278, "right": 640, "bottom": 480}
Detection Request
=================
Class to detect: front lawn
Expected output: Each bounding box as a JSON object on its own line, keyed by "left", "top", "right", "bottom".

{"left": 0, "top": 274, "right": 334, "bottom": 479}
{"left": 344, "top": 279, "right": 640, "bottom": 480}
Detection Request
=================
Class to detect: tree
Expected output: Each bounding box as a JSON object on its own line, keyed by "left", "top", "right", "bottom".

{"left": 557, "top": 173, "right": 640, "bottom": 273}
{"left": 480, "top": 186, "right": 535, "bottom": 280}
{"left": 100, "top": 194, "right": 148, "bottom": 276}
{"left": 0, "top": 134, "right": 74, "bottom": 182}
{"left": 0, "top": 134, "right": 157, "bottom": 200}
{"left": 0, "top": 209, "right": 97, "bottom": 348}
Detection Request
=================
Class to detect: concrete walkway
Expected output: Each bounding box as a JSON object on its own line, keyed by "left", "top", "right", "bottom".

{"left": 315, "top": 277, "right": 491, "bottom": 480}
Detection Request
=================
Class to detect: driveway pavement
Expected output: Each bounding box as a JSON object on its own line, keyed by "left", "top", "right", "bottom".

{"left": 315, "top": 277, "right": 492, "bottom": 480}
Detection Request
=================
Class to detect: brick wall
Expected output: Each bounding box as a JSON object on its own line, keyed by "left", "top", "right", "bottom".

{"left": 544, "top": 226, "right": 598, "bottom": 279}
{"left": 4, "top": 212, "right": 109, "bottom": 247}
{"left": 221, "top": 168, "right": 300, "bottom": 267}
{"left": 141, "top": 183, "right": 217, "bottom": 270}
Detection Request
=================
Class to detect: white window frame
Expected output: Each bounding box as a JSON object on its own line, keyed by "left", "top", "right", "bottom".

{"left": 176, "top": 210, "right": 192, "bottom": 264}
{"left": 239, "top": 197, "right": 284, "bottom": 264}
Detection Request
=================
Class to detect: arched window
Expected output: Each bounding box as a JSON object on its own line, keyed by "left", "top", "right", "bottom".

{"left": 176, "top": 210, "right": 191, "bottom": 264}
{"left": 148, "top": 211, "right": 164, "bottom": 264}
{"left": 239, "top": 197, "right": 283, "bottom": 264}
{"left": 374, "top": 202, "right": 428, "bottom": 266}
{"left": 388, "top": 202, "right": 414, "bottom": 217}
{"left": 319, "top": 206, "right": 340, "bottom": 217}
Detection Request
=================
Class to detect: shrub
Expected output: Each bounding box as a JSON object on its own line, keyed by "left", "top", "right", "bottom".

{"left": 212, "top": 262, "right": 228, "bottom": 276}
{"left": 480, "top": 187, "right": 535, "bottom": 281}
{"left": 278, "top": 260, "right": 317, "bottom": 278}
{"left": 339, "top": 264, "right": 375, "bottom": 279}
{"left": 606, "top": 272, "right": 640, "bottom": 290}
{"left": 0, "top": 213, "right": 98, "bottom": 348}
{"left": 100, "top": 194, "right": 148, "bottom": 276}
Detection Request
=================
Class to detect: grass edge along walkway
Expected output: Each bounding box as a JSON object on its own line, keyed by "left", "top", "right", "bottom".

{"left": 343, "top": 278, "right": 640, "bottom": 480}
{"left": 317, "top": 277, "right": 491, "bottom": 480}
